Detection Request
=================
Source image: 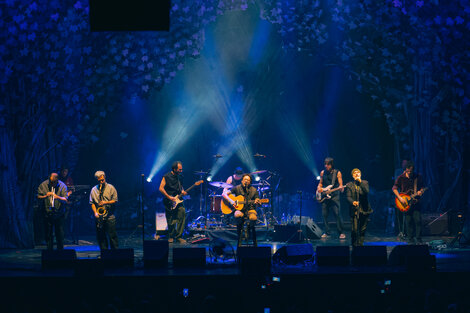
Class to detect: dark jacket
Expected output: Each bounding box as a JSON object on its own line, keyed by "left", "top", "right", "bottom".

{"left": 346, "top": 180, "right": 373, "bottom": 218}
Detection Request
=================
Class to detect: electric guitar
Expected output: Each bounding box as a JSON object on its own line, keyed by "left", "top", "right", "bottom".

{"left": 221, "top": 194, "right": 269, "bottom": 214}
{"left": 395, "top": 187, "right": 428, "bottom": 212}
{"left": 316, "top": 184, "right": 345, "bottom": 203}
{"left": 168, "top": 180, "right": 204, "bottom": 210}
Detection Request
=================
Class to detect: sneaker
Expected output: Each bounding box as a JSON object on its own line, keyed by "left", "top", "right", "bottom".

{"left": 177, "top": 238, "right": 187, "bottom": 244}
{"left": 339, "top": 233, "right": 346, "bottom": 239}
{"left": 321, "top": 233, "right": 329, "bottom": 238}
{"left": 168, "top": 238, "right": 174, "bottom": 243}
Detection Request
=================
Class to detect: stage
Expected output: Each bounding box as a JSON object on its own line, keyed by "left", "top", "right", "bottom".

{"left": 1, "top": 232, "right": 470, "bottom": 312}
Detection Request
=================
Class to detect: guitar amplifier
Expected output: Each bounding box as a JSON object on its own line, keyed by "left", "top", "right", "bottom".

{"left": 422, "top": 213, "right": 448, "bottom": 236}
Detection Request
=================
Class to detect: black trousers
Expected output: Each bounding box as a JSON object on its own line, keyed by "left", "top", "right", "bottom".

{"left": 405, "top": 207, "right": 422, "bottom": 240}
{"left": 44, "top": 212, "right": 65, "bottom": 250}
{"left": 235, "top": 217, "right": 257, "bottom": 247}
{"left": 165, "top": 205, "right": 186, "bottom": 239}
{"left": 321, "top": 199, "right": 344, "bottom": 234}
{"left": 351, "top": 213, "right": 369, "bottom": 246}
{"left": 96, "top": 215, "right": 118, "bottom": 250}
{"left": 395, "top": 208, "right": 406, "bottom": 236}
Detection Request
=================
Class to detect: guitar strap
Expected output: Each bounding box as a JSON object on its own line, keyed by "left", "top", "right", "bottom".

{"left": 331, "top": 169, "right": 338, "bottom": 187}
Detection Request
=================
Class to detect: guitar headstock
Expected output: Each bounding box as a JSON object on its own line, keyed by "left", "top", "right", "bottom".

{"left": 195, "top": 180, "right": 204, "bottom": 186}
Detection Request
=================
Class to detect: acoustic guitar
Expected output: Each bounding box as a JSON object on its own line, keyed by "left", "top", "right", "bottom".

{"left": 221, "top": 194, "right": 269, "bottom": 215}
{"left": 395, "top": 187, "right": 428, "bottom": 212}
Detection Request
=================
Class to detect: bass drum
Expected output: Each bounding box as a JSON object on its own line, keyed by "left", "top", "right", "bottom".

{"left": 210, "top": 195, "right": 222, "bottom": 214}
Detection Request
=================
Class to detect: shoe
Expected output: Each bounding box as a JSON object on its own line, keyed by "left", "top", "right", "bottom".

{"left": 321, "top": 233, "right": 329, "bottom": 239}
{"left": 339, "top": 233, "right": 346, "bottom": 239}
{"left": 177, "top": 238, "right": 187, "bottom": 244}
{"left": 168, "top": 238, "right": 174, "bottom": 243}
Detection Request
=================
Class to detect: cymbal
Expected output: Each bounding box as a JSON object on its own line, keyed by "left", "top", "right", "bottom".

{"left": 209, "top": 181, "right": 233, "bottom": 189}
{"left": 194, "top": 170, "right": 208, "bottom": 175}
{"left": 250, "top": 170, "right": 267, "bottom": 175}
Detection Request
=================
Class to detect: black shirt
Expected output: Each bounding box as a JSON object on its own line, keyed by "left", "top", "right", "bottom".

{"left": 163, "top": 172, "right": 182, "bottom": 197}
{"left": 230, "top": 184, "right": 260, "bottom": 211}
{"left": 346, "top": 180, "right": 372, "bottom": 217}
{"left": 322, "top": 169, "right": 340, "bottom": 199}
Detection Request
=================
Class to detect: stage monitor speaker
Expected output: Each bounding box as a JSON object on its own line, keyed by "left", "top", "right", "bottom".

{"left": 89, "top": 0, "right": 170, "bottom": 31}
{"left": 422, "top": 213, "right": 448, "bottom": 235}
{"left": 316, "top": 246, "right": 350, "bottom": 266}
{"left": 172, "top": 247, "right": 206, "bottom": 267}
{"left": 303, "top": 219, "right": 323, "bottom": 239}
{"left": 41, "top": 249, "right": 77, "bottom": 270}
{"left": 143, "top": 240, "right": 169, "bottom": 268}
{"left": 351, "top": 246, "right": 387, "bottom": 266}
{"left": 273, "top": 244, "right": 314, "bottom": 265}
{"left": 101, "top": 248, "right": 134, "bottom": 268}
{"left": 388, "top": 244, "right": 435, "bottom": 271}
{"left": 237, "top": 246, "right": 272, "bottom": 274}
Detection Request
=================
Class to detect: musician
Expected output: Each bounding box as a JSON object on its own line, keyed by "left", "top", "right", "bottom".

{"left": 317, "top": 157, "right": 346, "bottom": 239}
{"left": 222, "top": 174, "right": 261, "bottom": 247}
{"left": 59, "top": 166, "right": 74, "bottom": 195}
{"left": 37, "top": 173, "right": 68, "bottom": 250}
{"left": 394, "top": 160, "right": 408, "bottom": 240}
{"left": 346, "top": 169, "right": 373, "bottom": 246}
{"left": 89, "top": 171, "right": 119, "bottom": 250}
{"left": 159, "top": 161, "right": 187, "bottom": 244}
{"left": 393, "top": 161, "right": 425, "bottom": 244}
{"left": 225, "top": 167, "right": 244, "bottom": 186}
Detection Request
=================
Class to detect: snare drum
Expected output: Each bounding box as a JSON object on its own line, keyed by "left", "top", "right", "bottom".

{"left": 210, "top": 195, "right": 222, "bottom": 213}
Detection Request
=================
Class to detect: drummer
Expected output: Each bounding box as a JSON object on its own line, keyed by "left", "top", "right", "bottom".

{"left": 225, "top": 167, "right": 244, "bottom": 192}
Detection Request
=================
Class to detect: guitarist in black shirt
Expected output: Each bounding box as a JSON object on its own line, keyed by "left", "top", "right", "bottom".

{"left": 159, "top": 161, "right": 188, "bottom": 244}
{"left": 316, "top": 157, "right": 346, "bottom": 239}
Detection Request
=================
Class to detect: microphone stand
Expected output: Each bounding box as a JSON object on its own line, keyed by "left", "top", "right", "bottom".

{"left": 298, "top": 190, "right": 305, "bottom": 242}
{"left": 141, "top": 174, "right": 145, "bottom": 244}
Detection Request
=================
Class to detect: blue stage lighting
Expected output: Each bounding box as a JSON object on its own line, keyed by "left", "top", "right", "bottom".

{"left": 207, "top": 176, "right": 212, "bottom": 182}
{"left": 146, "top": 177, "right": 152, "bottom": 183}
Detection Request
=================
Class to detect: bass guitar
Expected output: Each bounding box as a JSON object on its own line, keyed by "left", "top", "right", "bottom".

{"left": 395, "top": 187, "right": 428, "bottom": 212}
{"left": 168, "top": 180, "right": 204, "bottom": 210}
{"left": 315, "top": 185, "right": 345, "bottom": 203}
{"left": 221, "top": 194, "right": 269, "bottom": 215}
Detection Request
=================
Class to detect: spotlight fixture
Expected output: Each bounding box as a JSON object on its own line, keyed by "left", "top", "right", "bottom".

{"left": 207, "top": 176, "right": 212, "bottom": 182}
{"left": 146, "top": 177, "right": 152, "bottom": 183}
{"left": 316, "top": 176, "right": 321, "bottom": 181}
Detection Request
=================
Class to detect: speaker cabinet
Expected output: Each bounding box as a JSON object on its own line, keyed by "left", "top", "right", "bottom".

{"left": 389, "top": 244, "right": 435, "bottom": 271}
{"left": 273, "top": 244, "right": 314, "bottom": 264}
{"left": 316, "top": 246, "right": 350, "bottom": 266}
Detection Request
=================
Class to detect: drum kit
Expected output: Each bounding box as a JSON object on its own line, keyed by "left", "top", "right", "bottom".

{"left": 190, "top": 168, "right": 279, "bottom": 229}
